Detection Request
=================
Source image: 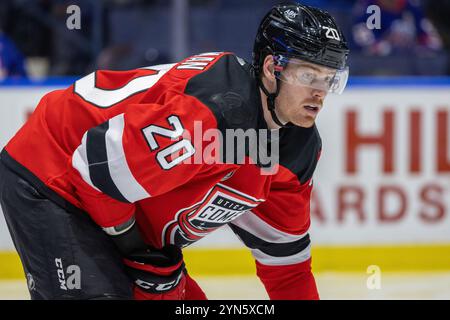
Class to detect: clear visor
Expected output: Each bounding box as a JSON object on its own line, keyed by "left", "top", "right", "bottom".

{"left": 273, "top": 55, "right": 349, "bottom": 95}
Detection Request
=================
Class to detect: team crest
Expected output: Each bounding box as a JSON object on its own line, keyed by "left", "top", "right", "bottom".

{"left": 162, "top": 184, "right": 264, "bottom": 247}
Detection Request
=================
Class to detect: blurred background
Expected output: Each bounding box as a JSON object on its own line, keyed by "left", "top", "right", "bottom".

{"left": 1, "top": 0, "right": 449, "bottom": 78}
{"left": 1, "top": 0, "right": 450, "bottom": 299}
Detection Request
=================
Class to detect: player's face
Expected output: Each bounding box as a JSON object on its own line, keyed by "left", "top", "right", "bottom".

{"left": 275, "top": 61, "right": 330, "bottom": 128}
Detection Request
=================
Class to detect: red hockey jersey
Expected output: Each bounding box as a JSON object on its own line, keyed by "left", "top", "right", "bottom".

{"left": 2, "top": 52, "right": 321, "bottom": 299}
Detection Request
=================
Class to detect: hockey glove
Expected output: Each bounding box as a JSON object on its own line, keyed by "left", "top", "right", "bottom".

{"left": 123, "top": 244, "right": 186, "bottom": 300}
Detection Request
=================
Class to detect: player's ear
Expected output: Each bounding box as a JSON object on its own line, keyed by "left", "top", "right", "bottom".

{"left": 262, "top": 55, "right": 276, "bottom": 83}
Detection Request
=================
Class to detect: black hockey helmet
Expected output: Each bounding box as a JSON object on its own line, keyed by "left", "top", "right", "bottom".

{"left": 253, "top": 2, "right": 350, "bottom": 127}
{"left": 253, "top": 2, "right": 349, "bottom": 75}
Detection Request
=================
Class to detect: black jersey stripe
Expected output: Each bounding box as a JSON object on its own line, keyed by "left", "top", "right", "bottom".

{"left": 86, "top": 121, "right": 130, "bottom": 203}
{"left": 229, "top": 223, "right": 310, "bottom": 257}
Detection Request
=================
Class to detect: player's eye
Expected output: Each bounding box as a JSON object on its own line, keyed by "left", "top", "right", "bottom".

{"left": 324, "top": 75, "right": 335, "bottom": 87}
{"left": 324, "top": 75, "right": 333, "bottom": 83}
{"left": 330, "top": 75, "right": 341, "bottom": 91}
{"left": 299, "top": 72, "right": 316, "bottom": 84}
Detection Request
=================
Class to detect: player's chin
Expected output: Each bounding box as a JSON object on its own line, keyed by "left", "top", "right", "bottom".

{"left": 292, "top": 114, "right": 316, "bottom": 128}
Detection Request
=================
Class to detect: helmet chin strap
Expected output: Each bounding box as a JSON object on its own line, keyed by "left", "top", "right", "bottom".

{"left": 258, "top": 77, "right": 293, "bottom": 128}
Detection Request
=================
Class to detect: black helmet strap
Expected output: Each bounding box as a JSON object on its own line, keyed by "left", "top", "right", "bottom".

{"left": 258, "top": 76, "right": 289, "bottom": 128}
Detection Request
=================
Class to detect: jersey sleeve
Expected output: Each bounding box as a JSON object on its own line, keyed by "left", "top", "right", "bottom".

{"left": 70, "top": 93, "right": 226, "bottom": 228}
{"left": 229, "top": 165, "right": 319, "bottom": 300}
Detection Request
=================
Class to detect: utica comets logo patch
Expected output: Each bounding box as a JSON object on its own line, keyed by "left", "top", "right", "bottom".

{"left": 162, "top": 183, "right": 265, "bottom": 247}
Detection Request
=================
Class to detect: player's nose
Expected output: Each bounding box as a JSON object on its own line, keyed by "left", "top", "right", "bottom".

{"left": 312, "top": 88, "right": 326, "bottom": 100}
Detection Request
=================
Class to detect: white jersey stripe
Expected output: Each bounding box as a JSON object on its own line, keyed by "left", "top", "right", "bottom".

{"left": 105, "top": 113, "right": 151, "bottom": 202}
{"left": 231, "top": 210, "right": 308, "bottom": 243}
{"left": 72, "top": 132, "right": 100, "bottom": 192}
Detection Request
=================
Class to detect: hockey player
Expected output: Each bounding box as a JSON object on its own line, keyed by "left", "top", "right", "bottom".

{"left": 0, "top": 2, "right": 349, "bottom": 300}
